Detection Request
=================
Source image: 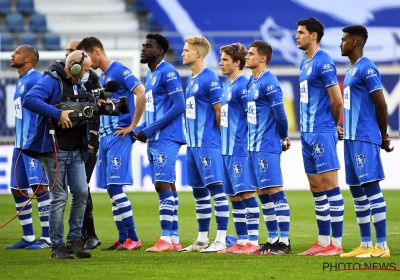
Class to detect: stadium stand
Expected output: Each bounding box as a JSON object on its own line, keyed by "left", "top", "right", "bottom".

{"left": 35, "top": 0, "right": 140, "bottom": 50}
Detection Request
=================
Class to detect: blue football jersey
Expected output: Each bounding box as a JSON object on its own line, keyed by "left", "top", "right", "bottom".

{"left": 14, "top": 68, "right": 42, "bottom": 148}
{"left": 144, "top": 60, "right": 186, "bottom": 143}
{"left": 299, "top": 49, "right": 338, "bottom": 133}
{"left": 247, "top": 70, "right": 285, "bottom": 153}
{"left": 185, "top": 67, "right": 223, "bottom": 148}
{"left": 221, "top": 75, "right": 248, "bottom": 156}
{"left": 99, "top": 61, "right": 141, "bottom": 136}
{"left": 343, "top": 57, "right": 383, "bottom": 145}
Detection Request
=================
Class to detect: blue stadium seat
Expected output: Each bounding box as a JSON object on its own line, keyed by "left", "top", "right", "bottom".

{"left": 133, "top": 0, "right": 148, "bottom": 14}
{"left": 18, "top": 32, "right": 37, "bottom": 48}
{"left": 0, "top": 0, "right": 12, "bottom": 15}
{"left": 17, "top": 0, "right": 36, "bottom": 15}
{"left": 0, "top": 32, "right": 14, "bottom": 51}
{"left": 43, "top": 32, "right": 61, "bottom": 50}
{"left": 6, "top": 13, "right": 25, "bottom": 33}
{"left": 146, "top": 13, "right": 160, "bottom": 31}
{"left": 29, "top": 14, "right": 47, "bottom": 33}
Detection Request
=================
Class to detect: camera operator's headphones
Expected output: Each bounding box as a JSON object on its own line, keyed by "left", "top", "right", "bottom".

{"left": 69, "top": 52, "right": 88, "bottom": 76}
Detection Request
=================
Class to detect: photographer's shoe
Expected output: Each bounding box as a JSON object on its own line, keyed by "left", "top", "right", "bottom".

{"left": 66, "top": 238, "right": 92, "bottom": 258}
{"left": 51, "top": 244, "right": 74, "bottom": 259}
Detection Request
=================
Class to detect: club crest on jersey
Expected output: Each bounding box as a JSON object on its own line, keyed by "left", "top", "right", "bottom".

{"left": 193, "top": 84, "right": 199, "bottom": 93}
{"left": 111, "top": 155, "right": 122, "bottom": 169}
{"left": 29, "top": 158, "right": 37, "bottom": 170}
{"left": 355, "top": 153, "right": 365, "bottom": 169}
{"left": 253, "top": 90, "right": 259, "bottom": 100}
{"left": 349, "top": 67, "right": 357, "bottom": 76}
{"left": 19, "top": 85, "right": 25, "bottom": 94}
{"left": 313, "top": 142, "right": 324, "bottom": 157}
{"left": 200, "top": 155, "right": 211, "bottom": 169}
{"left": 307, "top": 67, "right": 312, "bottom": 76}
{"left": 259, "top": 158, "right": 268, "bottom": 172}
{"left": 156, "top": 153, "right": 167, "bottom": 166}
{"left": 233, "top": 163, "right": 242, "bottom": 177}
{"left": 227, "top": 91, "right": 232, "bottom": 102}
{"left": 151, "top": 76, "right": 157, "bottom": 86}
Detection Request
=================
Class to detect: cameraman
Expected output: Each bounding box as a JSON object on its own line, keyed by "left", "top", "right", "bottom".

{"left": 22, "top": 50, "right": 92, "bottom": 259}
{"left": 77, "top": 37, "right": 145, "bottom": 251}
{"left": 65, "top": 40, "right": 101, "bottom": 250}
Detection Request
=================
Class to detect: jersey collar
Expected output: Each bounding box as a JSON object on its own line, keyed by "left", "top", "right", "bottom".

{"left": 230, "top": 74, "right": 243, "bottom": 85}
{"left": 155, "top": 60, "right": 165, "bottom": 70}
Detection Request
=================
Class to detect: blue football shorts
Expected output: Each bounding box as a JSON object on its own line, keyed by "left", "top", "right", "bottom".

{"left": 147, "top": 139, "right": 181, "bottom": 183}
{"left": 248, "top": 151, "right": 283, "bottom": 189}
{"left": 187, "top": 147, "right": 224, "bottom": 188}
{"left": 222, "top": 155, "right": 254, "bottom": 196}
{"left": 10, "top": 148, "right": 48, "bottom": 189}
{"left": 344, "top": 140, "right": 385, "bottom": 186}
{"left": 96, "top": 133, "right": 133, "bottom": 189}
{"left": 301, "top": 132, "right": 340, "bottom": 175}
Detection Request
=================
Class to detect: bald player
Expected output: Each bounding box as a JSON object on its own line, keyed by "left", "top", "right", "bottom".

{"left": 5, "top": 45, "right": 51, "bottom": 250}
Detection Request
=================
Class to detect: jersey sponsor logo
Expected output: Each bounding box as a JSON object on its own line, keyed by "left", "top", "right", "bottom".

{"left": 366, "top": 68, "right": 378, "bottom": 79}
{"left": 322, "top": 64, "right": 330, "bottom": 69}
{"left": 193, "top": 84, "right": 199, "bottom": 93}
{"left": 221, "top": 104, "right": 228, "bottom": 127}
{"left": 28, "top": 158, "right": 37, "bottom": 170}
{"left": 210, "top": 81, "right": 219, "bottom": 87}
{"left": 355, "top": 152, "right": 365, "bottom": 169}
{"left": 200, "top": 155, "right": 211, "bottom": 169}
{"left": 186, "top": 96, "right": 196, "bottom": 119}
{"left": 247, "top": 101, "right": 257, "bottom": 125}
{"left": 123, "top": 70, "right": 131, "bottom": 76}
{"left": 111, "top": 155, "right": 122, "bottom": 169}
{"left": 167, "top": 72, "right": 176, "bottom": 78}
{"left": 233, "top": 162, "right": 242, "bottom": 177}
{"left": 300, "top": 80, "right": 308, "bottom": 103}
{"left": 156, "top": 153, "right": 167, "bottom": 166}
{"left": 14, "top": 97, "right": 22, "bottom": 119}
{"left": 343, "top": 86, "right": 350, "bottom": 110}
{"left": 145, "top": 90, "right": 154, "bottom": 112}
{"left": 312, "top": 142, "right": 324, "bottom": 158}
{"left": 267, "top": 85, "right": 274, "bottom": 91}
{"left": 241, "top": 89, "right": 247, "bottom": 95}
{"left": 259, "top": 158, "right": 268, "bottom": 172}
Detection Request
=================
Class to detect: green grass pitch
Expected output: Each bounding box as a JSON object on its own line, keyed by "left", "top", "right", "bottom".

{"left": 0, "top": 190, "right": 399, "bottom": 279}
